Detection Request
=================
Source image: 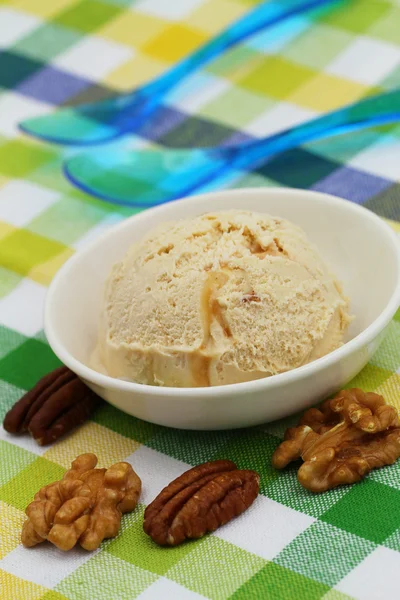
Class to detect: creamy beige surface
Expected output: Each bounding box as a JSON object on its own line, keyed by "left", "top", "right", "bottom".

{"left": 93, "top": 210, "right": 351, "bottom": 387}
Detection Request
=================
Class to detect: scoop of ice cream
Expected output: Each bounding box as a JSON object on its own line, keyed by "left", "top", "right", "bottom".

{"left": 93, "top": 210, "right": 351, "bottom": 387}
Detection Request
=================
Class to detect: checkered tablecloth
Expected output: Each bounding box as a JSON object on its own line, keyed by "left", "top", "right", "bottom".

{"left": 1, "top": 0, "right": 400, "bottom": 598}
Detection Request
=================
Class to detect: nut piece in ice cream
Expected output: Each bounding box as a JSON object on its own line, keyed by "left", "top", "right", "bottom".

{"left": 93, "top": 210, "right": 351, "bottom": 387}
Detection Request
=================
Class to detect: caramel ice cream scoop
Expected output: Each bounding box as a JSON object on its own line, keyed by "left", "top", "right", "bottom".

{"left": 92, "top": 210, "right": 350, "bottom": 387}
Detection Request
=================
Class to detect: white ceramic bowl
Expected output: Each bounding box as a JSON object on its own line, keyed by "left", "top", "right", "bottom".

{"left": 45, "top": 188, "right": 400, "bottom": 430}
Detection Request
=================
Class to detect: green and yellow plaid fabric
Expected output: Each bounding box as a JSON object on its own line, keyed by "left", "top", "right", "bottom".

{"left": 1, "top": 0, "right": 400, "bottom": 598}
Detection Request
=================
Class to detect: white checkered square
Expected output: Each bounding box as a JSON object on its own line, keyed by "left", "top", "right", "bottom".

{"left": 54, "top": 36, "right": 134, "bottom": 80}
{"left": 0, "top": 425, "right": 48, "bottom": 456}
{"left": 0, "top": 93, "right": 50, "bottom": 138}
{"left": 0, "top": 180, "right": 59, "bottom": 227}
{"left": 167, "top": 72, "right": 230, "bottom": 113}
{"left": 125, "top": 445, "right": 190, "bottom": 506}
{"left": 215, "top": 495, "right": 315, "bottom": 560}
{"left": 326, "top": 37, "right": 400, "bottom": 85}
{"left": 0, "top": 8, "right": 40, "bottom": 48}
{"left": 245, "top": 101, "right": 317, "bottom": 136}
{"left": 0, "top": 543, "right": 98, "bottom": 589}
{"left": 0, "top": 279, "right": 46, "bottom": 337}
{"left": 349, "top": 135, "right": 400, "bottom": 180}
{"left": 336, "top": 546, "right": 400, "bottom": 599}
{"left": 134, "top": 0, "right": 204, "bottom": 20}
{"left": 137, "top": 578, "right": 205, "bottom": 600}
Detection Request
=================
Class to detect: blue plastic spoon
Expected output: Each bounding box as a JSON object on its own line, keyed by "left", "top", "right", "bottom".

{"left": 20, "top": 0, "right": 338, "bottom": 146}
{"left": 64, "top": 89, "right": 400, "bottom": 207}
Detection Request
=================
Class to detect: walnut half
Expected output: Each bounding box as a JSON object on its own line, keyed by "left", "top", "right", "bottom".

{"left": 272, "top": 389, "right": 400, "bottom": 492}
{"left": 22, "top": 453, "right": 141, "bottom": 551}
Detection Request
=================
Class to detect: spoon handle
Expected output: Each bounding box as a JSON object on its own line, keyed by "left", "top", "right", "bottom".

{"left": 230, "top": 90, "right": 400, "bottom": 169}
{"left": 140, "top": 0, "right": 339, "bottom": 99}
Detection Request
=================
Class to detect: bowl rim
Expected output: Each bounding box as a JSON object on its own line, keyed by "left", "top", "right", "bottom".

{"left": 45, "top": 187, "right": 400, "bottom": 399}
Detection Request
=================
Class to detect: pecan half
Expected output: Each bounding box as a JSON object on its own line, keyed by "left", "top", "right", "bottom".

{"left": 144, "top": 460, "right": 259, "bottom": 546}
{"left": 272, "top": 388, "right": 400, "bottom": 492}
{"left": 3, "top": 366, "right": 100, "bottom": 445}
{"left": 22, "top": 453, "right": 141, "bottom": 551}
